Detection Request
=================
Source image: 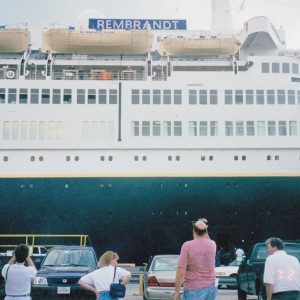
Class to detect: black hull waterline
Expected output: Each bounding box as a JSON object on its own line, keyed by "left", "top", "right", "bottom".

{"left": 0, "top": 176, "right": 299, "bottom": 263}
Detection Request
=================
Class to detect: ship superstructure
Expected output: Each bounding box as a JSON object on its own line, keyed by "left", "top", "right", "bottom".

{"left": 0, "top": 1, "right": 299, "bottom": 262}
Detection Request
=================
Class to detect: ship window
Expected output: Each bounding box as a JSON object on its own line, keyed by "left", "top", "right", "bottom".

{"left": 210, "top": 90, "right": 218, "bottom": 105}
{"left": 246, "top": 90, "right": 254, "bottom": 105}
{"left": 82, "top": 121, "right": 89, "bottom": 139}
{"left": 39, "top": 156, "right": 44, "bottom": 162}
{"left": 142, "top": 89, "right": 150, "bottom": 105}
{"left": 288, "top": 90, "right": 295, "bottom": 104}
{"left": 134, "top": 156, "right": 139, "bottom": 161}
{"left": 30, "top": 156, "right": 35, "bottom": 162}
{"left": 12, "top": 121, "right": 19, "bottom": 140}
{"left": 0, "top": 88, "right": 5, "bottom": 104}
{"left": 225, "top": 121, "right": 233, "bottom": 136}
{"left": 53, "top": 89, "right": 61, "bottom": 104}
{"left": 278, "top": 121, "right": 287, "bottom": 136}
{"left": 19, "top": 88, "right": 28, "bottom": 104}
{"left": 246, "top": 121, "right": 255, "bottom": 136}
{"left": 163, "top": 121, "right": 171, "bottom": 136}
{"left": 39, "top": 121, "right": 46, "bottom": 140}
{"left": 262, "top": 63, "right": 269, "bottom": 73}
{"left": 225, "top": 90, "right": 232, "bottom": 105}
{"left": 30, "top": 121, "right": 37, "bottom": 140}
{"left": 8, "top": 88, "right": 17, "bottom": 104}
{"left": 100, "top": 156, "right": 105, "bottom": 161}
{"left": 282, "top": 63, "right": 290, "bottom": 73}
{"left": 267, "top": 90, "right": 275, "bottom": 105}
{"left": 153, "top": 89, "right": 161, "bottom": 105}
{"left": 298, "top": 91, "right": 300, "bottom": 105}
{"left": 199, "top": 90, "right": 207, "bottom": 105}
{"left": 142, "top": 156, "right": 147, "bottom": 161}
{"left": 289, "top": 121, "right": 297, "bottom": 136}
{"left": 77, "top": 89, "right": 85, "bottom": 104}
{"left": 42, "top": 89, "right": 50, "bottom": 104}
{"left": 163, "top": 90, "right": 171, "bottom": 105}
{"left": 108, "top": 156, "right": 113, "bottom": 161}
{"left": 292, "top": 63, "right": 299, "bottom": 74}
{"left": 56, "top": 121, "right": 63, "bottom": 140}
{"left": 132, "top": 121, "right": 139, "bottom": 136}
{"left": 131, "top": 89, "right": 139, "bottom": 104}
{"left": 176, "top": 156, "right": 180, "bottom": 161}
{"left": 168, "top": 156, "right": 172, "bottom": 161}
{"left": 21, "top": 121, "right": 28, "bottom": 140}
{"left": 47, "top": 121, "right": 55, "bottom": 140}
{"left": 257, "top": 121, "right": 265, "bottom": 136}
{"left": 142, "top": 121, "right": 150, "bottom": 136}
{"left": 98, "top": 89, "right": 107, "bottom": 104}
{"left": 3, "top": 156, "right": 8, "bottom": 162}
{"left": 234, "top": 156, "right": 238, "bottom": 161}
{"left": 210, "top": 121, "right": 218, "bottom": 136}
{"left": 235, "top": 90, "right": 243, "bottom": 105}
{"left": 268, "top": 121, "right": 276, "bottom": 136}
{"left": 75, "top": 156, "right": 79, "bottom": 161}
{"left": 30, "top": 89, "right": 39, "bottom": 104}
{"left": 242, "top": 155, "right": 246, "bottom": 161}
{"left": 174, "top": 90, "right": 182, "bottom": 105}
{"left": 236, "top": 121, "right": 244, "bottom": 136}
{"left": 174, "top": 121, "right": 182, "bottom": 136}
{"left": 153, "top": 121, "right": 161, "bottom": 136}
{"left": 189, "top": 90, "right": 197, "bottom": 105}
{"left": 200, "top": 121, "right": 207, "bottom": 136}
{"left": 272, "top": 63, "right": 280, "bottom": 73}
{"left": 256, "top": 90, "right": 264, "bottom": 105}
{"left": 3, "top": 121, "right": 10, "bottom": 140}
{"left": 88, "top": 89, "right": 96, "bottom": 104}
{"left": 209, "top": 156, "right": 213, "bottom": 161}
{"left": 109, "top": 89, "right": 117, "bottom": 104}
{"left": 201, "top": 156, "right": 205, "bottom": 161}
{"left": 267, "top": 155, "right": 271, "bottom": 161}
{"left": 277, "top": 90, "right": 285, "bottom": 104}
{"left": 63, "top": 89, "right": 72, "bottom": 104}
{"left": 275, "top": 155, "right": 279, "bottom": 160}
{"left": 189, "top": 121, "right": 197, "bottom": 136}
{"left": 66, "top": 156, "right": 71, "bottom": 161}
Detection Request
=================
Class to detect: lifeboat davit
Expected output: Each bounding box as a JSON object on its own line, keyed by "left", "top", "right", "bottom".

{"left": 159, "top": 36, "right": 240, "bottom": 56}
{"left": 0, "top": 28, "right": 30, "bottom": 53}
{"left": 42, "top": 28, "right": 154, "bottom": 55}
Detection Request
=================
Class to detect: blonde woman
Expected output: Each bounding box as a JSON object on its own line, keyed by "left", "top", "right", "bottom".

{"left": 79, "top": 251, "right": 131, "bottom": 300}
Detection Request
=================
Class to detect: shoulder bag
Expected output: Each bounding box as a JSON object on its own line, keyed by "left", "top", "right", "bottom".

{"left": 109, "top": 266, "right": 126, "bottom": 298}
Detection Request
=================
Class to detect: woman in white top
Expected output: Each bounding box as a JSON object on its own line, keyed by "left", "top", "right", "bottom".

{"left": 79, "top": 251, "right": 131, "bottom": 300}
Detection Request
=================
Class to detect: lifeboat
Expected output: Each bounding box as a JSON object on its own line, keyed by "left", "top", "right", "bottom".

{"left": 159, "top": 36, "right": 240, "bottom": 56}
{"left": 41, "top": 28, "right": 154, "bottom": 55}
{"left": 0, "top": 27, "right": 30, "bottom": 53}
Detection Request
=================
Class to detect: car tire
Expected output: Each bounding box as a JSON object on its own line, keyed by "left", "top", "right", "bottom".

{"left": 237, "top": 287, "right": 247, "bottom": 300}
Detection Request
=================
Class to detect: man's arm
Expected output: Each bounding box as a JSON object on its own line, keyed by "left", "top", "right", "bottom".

{"left": 174, "top": 267, "right": 185, "bottom": 300}
{"left": 26, "top": 256, "right": 37, "bottom": 270}
{"left": 265, "top": 283, "right": 273, "bottom": 300}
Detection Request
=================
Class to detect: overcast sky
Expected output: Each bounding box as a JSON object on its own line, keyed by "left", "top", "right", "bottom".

{"left": 1, "top": 0, "right": 299, "bottom": 49}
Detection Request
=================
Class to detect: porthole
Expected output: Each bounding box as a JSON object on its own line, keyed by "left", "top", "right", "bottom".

{"left": 234, "top": 156, "right": 238, "bottom": 161}
{"left": 176, "top": 156, "right": 180, "bottom": 161}
{"left": 275, "top": 155, "right": 279, "bottom": 160}
{"left": 75, "top": 156, "right": 79, "bottom": 161}
{"left": 209, "top": 156, "right": 213, "bottom": 161}
{"left": 108, "top": 156, "right": 113, "bottom": 161}
{"left": 66, "top": 156, "right": 71, "bottom": 161}
{"left": 142, "top": 156, "right": 147, "bottom": 161}
{"left": 201, "top": 156, "right": 205, "bottom": 161}
{"left": 242, "top": 155, "right": 246, "bottom": 161}
{"left": 267, "top": 155, "right": 271, "bottom": 161}
{"left": 30, "top": 156, "right": 35, "bottom": 162}
{"left": 100, "top": 156, "right": 105, "bottom": 161}
{"left": 134, "top": 156, "right": 139, "bottom": 161}
{"left": 3, "top": 156, "right": 8, "bottom": 162}
{"left": 39, "top": 156, "right": 44, "bottom": 161}
{"left": 168, "top": 156, "right": 172, "bottom": 161}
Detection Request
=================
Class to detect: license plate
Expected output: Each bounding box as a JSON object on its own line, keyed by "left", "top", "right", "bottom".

{"left": 57, "top": 287, "right": 71, "bottom": 294}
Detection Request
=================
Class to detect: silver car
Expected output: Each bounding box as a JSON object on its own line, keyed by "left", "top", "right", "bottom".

{"left": 141, "top": 254, "right": 182, "bottom": 300}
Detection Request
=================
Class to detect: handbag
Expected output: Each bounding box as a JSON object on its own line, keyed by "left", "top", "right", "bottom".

{"left": 109, "top": 267, "right": 126, "bottom": 298}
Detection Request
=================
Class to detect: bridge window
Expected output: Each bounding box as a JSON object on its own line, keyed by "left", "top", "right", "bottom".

{"left": 42, "top": 89, "right": 50, "bottom": 104}
{"left": 272, "top": 63, "right": 280, "bottom": 73}
{"left": 163, "top": 90, "right": 171, "bottom": 105}
{"left": 174, "top": 90, "right": 182, "bottom": 105}
{"left": 99, "top": 89, "right": 107, "bottom": 104}
{"left": 267, "top": 90, "right": 275, "bottom": 105}
{"left": 8, "top": 88, "right": 17, "bottom": 104}
{"left": 88, "top": 89, "right": 96, "bottom": 104}
{"left": 30, "top": 89, "right": 39, "bottom": 104}
{"left": 0, "top": 88, "right": 5, "bottom": 103}
{"left": 225, "top": 121, "right": 233, "bottom": 136}
{"left": 109, "top": 89, "right": 117, "bottom": 104}
{"left": 262, "top": 63, "right": 269, "bottom": 73}
{"left": 153, "top": 89, "right": 161, "bottom": 104}
{"left": 53, "top": 89, "right": 61, "bottom": 104}
{"left": 19, "top": 88, "right": 28, "bottom": 104}
{"left": 210, "top": 121, "right": 218, "bottom": 136}
{"left": 77, "top": 89, "right": 85, "bottom": 104}
{"left": 63, "top": 89, "right": 72, "bottom": 104}
{"left": 189, "top": 90, "right": 197, "bottom": 105}
{"left": 268, "top": 121, "right": 276, "bottom": 136}
{"left": 142, "top": 89, "right": 150, "bottom": 105}
{"left": 200, "top": 90, "right": 207, "bottom": 105}
{"left": 246, "top": 90, "right": 254, "bottom": 105}
{"left": 277, "top": 90, "right": 285, "bottom": 104}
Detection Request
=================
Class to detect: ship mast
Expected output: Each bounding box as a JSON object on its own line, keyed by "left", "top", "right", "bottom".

{"left": 211, "top": 0, "right": 233, "bottom": 34}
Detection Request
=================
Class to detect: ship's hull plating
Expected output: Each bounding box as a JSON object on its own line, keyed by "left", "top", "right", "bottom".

{"left": 0, "top": 176, "right": 299, "bottom": 263}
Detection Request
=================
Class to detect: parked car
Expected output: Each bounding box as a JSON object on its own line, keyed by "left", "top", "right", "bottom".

{"left": 215, "top": 259, "right": 239, "bottom": 288}
{"left": 141, "top": 254, "right": 182, "bottom": 300}
{"left": 31, "top": 246, "right": 98, "bottom": 300}
{"left": 237, "top": 241, "right": 300, "bottom": 300}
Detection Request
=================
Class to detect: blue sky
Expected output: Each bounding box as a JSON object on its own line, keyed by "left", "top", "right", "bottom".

{"left": 0, "top": 0, "right": 299, "bottom": 49}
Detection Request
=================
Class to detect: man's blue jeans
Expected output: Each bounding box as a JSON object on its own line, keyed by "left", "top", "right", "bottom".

{"left": 97, "top": 291, "right": 119, "bottom": 300}
{"left": 183, "top": 286, "right": 218, "bottom": 300}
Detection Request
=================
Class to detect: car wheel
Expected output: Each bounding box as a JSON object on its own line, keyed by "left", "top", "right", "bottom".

{"left": 237, "top": 287, "right": 247, "bottom": 300}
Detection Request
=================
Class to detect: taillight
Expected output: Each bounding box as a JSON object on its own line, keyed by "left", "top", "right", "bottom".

{"left": 148, "top": 276, "right": 175, "bottom": 287}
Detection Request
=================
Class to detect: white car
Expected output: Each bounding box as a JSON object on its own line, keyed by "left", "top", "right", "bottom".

{"left": 215, "top": 260, "right": 240, "bottom": 288}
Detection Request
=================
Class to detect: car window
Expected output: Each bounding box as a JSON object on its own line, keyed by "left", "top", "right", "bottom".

{"left": 285, "top": 245, "right": 300, "bottom": 260}
{"left": 43, "top": 249, "right": 95, "bottom": 266}
{"left": 152, "top": 257, "right": 178, "bottom": 271}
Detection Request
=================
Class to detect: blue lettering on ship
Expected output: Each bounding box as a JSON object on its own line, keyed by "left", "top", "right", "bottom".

{"left": 89, "top": 19, "right": 187, "bottom": 30}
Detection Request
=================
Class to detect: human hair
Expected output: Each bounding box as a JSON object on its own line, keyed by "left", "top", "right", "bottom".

{"left": 14, "top": 244, "right": 29, "bottom": 263}
{"left": 266, "top": 237, "right": 284, "bottom": 250}
{"left": 98, "top": 251, "right": 119, "bottom": 267}
{"left": 193, "top": 224, "right": 207, "bottom": 236}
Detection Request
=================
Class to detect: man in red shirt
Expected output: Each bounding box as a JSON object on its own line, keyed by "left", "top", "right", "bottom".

{"left": 174, "top": 219, "right": 217, "bottom": 300}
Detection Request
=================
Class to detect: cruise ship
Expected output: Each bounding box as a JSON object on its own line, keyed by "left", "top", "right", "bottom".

{"left": 0, "top": 0, "right": 299, "bottom": 263}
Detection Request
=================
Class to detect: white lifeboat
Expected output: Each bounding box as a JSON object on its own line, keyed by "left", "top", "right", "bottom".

{"left": 159, "top": 35, "right": 240, "bottom": 56}
{"left": 41, "top": 28, "right": 154, "bottom": 55}
{"left": 0, "top": 27, "right": 30, "bottom": 53}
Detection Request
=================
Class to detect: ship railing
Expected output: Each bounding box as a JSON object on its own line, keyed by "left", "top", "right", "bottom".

{"left": 0, "top": 234, "right": 91, "bottom": 250}
{"left": 51, "top": 69, "right": 146, "bottom": 81}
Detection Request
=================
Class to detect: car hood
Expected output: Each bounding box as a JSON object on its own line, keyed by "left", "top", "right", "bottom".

{"left": 37, "top": 266, "right": 96, "bottom": 276}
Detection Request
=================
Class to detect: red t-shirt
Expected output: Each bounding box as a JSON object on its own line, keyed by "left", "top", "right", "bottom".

{"left": 178, "top": 237, "right": 216, "bottom": 290}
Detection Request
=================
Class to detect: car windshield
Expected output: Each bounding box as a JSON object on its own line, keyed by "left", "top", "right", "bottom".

{"left": 152, "top": 257, "right": 178, "bottom": 271}
{"left": 43, "top": 249, "right": 95, "bottom": 267}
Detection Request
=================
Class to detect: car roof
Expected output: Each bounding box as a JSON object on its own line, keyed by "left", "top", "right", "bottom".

{"left": 47, "top": 246, "right": 95, "bottom": 251}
